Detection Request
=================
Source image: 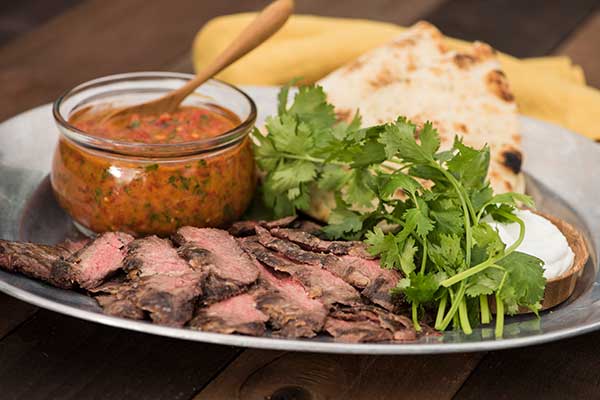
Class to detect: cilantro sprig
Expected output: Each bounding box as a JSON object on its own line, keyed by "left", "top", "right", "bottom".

{"left": 254, "top": 84, "right": 546, "bottom": 338}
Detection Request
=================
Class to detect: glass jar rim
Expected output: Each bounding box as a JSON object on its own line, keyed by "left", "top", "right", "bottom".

{"left": 53, "top": 72, "right": 257, "bottom": 158}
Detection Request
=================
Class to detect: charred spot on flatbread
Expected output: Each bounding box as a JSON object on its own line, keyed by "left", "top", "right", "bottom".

{"left": 502, "top": 149, "right": 522, "bottom": 174}
{"left": 370, "top": 67, "right": 395, "bottom": 89}
{"left": 344, "top": 59, "right": 364, "bottom": 74}
{"left": 486, "top": 70, "right": 514, "bottom": 102}
{"left": 335, "top": 109, "right": 352, "bottom": 122}
{"left": 392, "top": 37, "right": 416, "bottom": 49}
{"left": 453, "top": 54, "right": 477, "bottom": 69}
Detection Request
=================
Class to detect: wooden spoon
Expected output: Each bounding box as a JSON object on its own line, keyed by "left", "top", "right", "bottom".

{"left": 103, "top": 0, "right": 294, "bottom": 125}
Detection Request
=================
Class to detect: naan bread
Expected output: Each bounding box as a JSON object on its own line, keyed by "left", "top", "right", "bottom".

{"left": 311, "top": 21, "right": 524, "bottom": 221}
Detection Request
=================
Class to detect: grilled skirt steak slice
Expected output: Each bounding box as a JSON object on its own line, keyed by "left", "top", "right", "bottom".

{"left": 269, "top": 228, "right": 373, "bottom": 258}
{"left": 51, "top": 232, "right": 133, "bottom": 289}
{"left": 324, "top": 305, "right": 416, "bottom": 343}
{"left": 228, "top": 216, "right": 298, "bottom": 237}
{"left": 89, "top": 277, "right": 144, "bottom": 319}
{"left": 252, "top": 260, "right": 327, "bottom": 338}
{"left": 256, "top": 226, "right": 400, "bottom": 311}
{"left": 174, "top": 227, "right": 259, "bottom": 303}
{"left": 95, "top": 236, "right": 205, "bottom": 326}
{"left": 124, "top": 236, "right": 192, "bottom": 277}
{"left": 0, "top": 240, "right": 78, "bottom": 288}
{"left": 95, "top": 294, "right": 145, "bottom": 320}
{"left": 190, "top": 292, "right": 269, "bottom": 335}
{"left": 240, "top": 239, "right": 360, "bottom": 308}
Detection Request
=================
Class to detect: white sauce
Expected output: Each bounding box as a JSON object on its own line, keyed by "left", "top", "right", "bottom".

{"left": 486, "top": 210, "right": 574, "bottom": 280}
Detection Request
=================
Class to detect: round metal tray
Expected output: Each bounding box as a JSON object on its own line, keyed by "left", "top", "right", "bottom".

{"left": 0, "top": 86, "right": 598, "bottom": 354}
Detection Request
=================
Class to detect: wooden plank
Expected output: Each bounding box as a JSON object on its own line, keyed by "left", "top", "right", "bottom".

{"left": 454, "top": 330, "right": 600, "bottom": 399}
{"left": 0, "top": 0, "right": 84, "bottom": 47}
{"left": 0, "top": 310, "right": 240, "bottom": 400}
{"left": 0, "top": 293, "right": 37, "bottom": 337}
{"left": 424, "top": 0, "right": 599, "bottom": 57}
{"left": 195, "top": 349, "right": 484, "bottom": 400}
{"left": 556, "top": 10, "right": 600, "bottom": 88}
{"left": 295, "top": 0, "right": 448, "bottom": 24}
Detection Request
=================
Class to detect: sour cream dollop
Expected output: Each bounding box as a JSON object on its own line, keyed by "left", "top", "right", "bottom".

{"left": 486, "top": 210, "right": 574, "bottom": 280}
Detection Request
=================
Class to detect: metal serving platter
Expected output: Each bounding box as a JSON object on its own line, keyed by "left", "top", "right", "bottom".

{"left": 0, "top": 85, "right": 598, "bottom": 354}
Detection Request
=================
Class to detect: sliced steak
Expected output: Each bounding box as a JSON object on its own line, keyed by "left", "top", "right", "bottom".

{"left": 256, "top": 226, "right": 400, "bottom": 311}
{"left": 0, "top": 240, "right": 75, "bottom": 288}
{"left": 228, "top": 216, "right": 297, "bottom": 237}
{"left": 174, "top": 227, "right": 259, "bottom": 303}
{"left": 240, "top": 239, "right": 360, "bottom": 307}
{"left": 124, "top": 236, "right": 191, "bottom": 277}
{"left": 270, "top": 228, "right": 373, "bottom": 258}
{"left": 95, "top": 236, "right": 204, "bottom": 326}
{"left": 51, "top": 232, "right": 133, "bottom": 289}
{"left": 135, "top": 272, "right": 206, "bottom": 326}
{"left": 190, "top": 292, "right": 268, "bottom": 335}
{"left": 57, "top": 238, "right": 91, "bottom": 254}
{"left": 88, "top": 277, "right": 143, "bottom": 319}
{"left": 251, "top": 258, "right": 327, "bottom": 338}
{"left": 324, "top": 305, "right": 416, "bottom": 343}
{"left": 95, "top": 294, "right": 145, "bottom": 320}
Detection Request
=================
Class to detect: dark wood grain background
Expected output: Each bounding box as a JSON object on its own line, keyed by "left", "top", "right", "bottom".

{"left": 1, "top": 1, "right": 599, "bottom": 399}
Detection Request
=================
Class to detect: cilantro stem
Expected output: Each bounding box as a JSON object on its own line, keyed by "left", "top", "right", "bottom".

{"left": 383, "top": 215, "right": 405, "bottom": 227}
{"left": 438, "top": 282, "right": 466, "bottom": 331}
{"left": 495, "top": 271, "right": 509, "bottom": 338}
{"left": 458, "top": 298, "right": 472, "bottom": 335}
{"left": 495, "top": 296, "right": 505, "bottom": 338}
{"left": 480, "top": 295, "right": 491, "bottom": 324}
{"left": 279, "top": 153, "right": 347, "bottom": 166}
{"left": 440, "top": 259, "right": 497, "bottom": 288}
{"left": 437, "top": 166, "right": 473, "bottom": 267}
{"left": 439, "top": 212, "right": 525, "bottom": 288}
{"left": 435, "top": 292, "right": 448, "bottom": 329}
{"left": 412, "top": 303, "right": 422, "bottom": 332}
{"left": 420, "top": 239, "right": 428, "bottom": 274}
{"left": 496, "top": 211, "right": 526, "bottom": 254}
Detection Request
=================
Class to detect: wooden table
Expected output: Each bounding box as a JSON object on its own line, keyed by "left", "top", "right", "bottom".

{"left": 1, "top": 1, "right": 599, "bottom": 399}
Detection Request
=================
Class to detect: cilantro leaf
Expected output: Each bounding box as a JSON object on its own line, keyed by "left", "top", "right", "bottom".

{"left": 365, "top": 227, "right": 401, "bottom": 269}
{"left": 465, "top": 267, "right": 504, "bottom": 297}
{"left": 270, "top": 160, "right": 316, "bottom": 192}
{"left": 446, "top": 138, "right": 490, "bottom": 190}
{"left": 343, "top": 169, "right": 377, "bottom": 208}
{"left": 321, "top": 208, "right": 363, "bottom": 239}
{"left": 252, "top": 128, "right": 280, "bottom": 172}
{"left": 378, "top": 118, "right": 416, "bottom": 159}
{"left": 418, "top": 122, "right": 441, "bottom": 155}
{"left": 399, "top": 237, "right": 418, "bottom": 275}
{"left": 497, "top": 251, "right": 546, "bottom": 314}
{"left": 394, "top": 272, "right": 442, "bottom": 304}
{"left": 288, "top": 85, "right": 336, "bottom": 130}
{"left": 350, "top": 141, "right": 388, "bottom": 168}
{"left": 404, "top": 204, "right": 435, "bottom": 238}
{"left": 266, "top": 114, "right": 314, "bottom": 155}
{"left": 428, "top": 234, "right": 463, "bottom": 272}
{"left": 318, "top": 164, "right": 349, "bottom": 191}
{"left": 380, "top": 171, "right": 422, "bottom": 199}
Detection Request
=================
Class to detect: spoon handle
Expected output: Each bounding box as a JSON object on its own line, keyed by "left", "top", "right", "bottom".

{"left": 172, "top": 0, "right": 294, "bottom": 104}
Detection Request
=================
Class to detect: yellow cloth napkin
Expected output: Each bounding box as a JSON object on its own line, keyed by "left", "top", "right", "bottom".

{"left": 193, "top": 14, "right": 600, "bottom": 140}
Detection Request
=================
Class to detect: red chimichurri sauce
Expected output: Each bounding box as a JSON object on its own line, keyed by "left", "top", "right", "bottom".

{"left": 72, "top": 106, "right": 238, "bottom": 144}
{"left": 51, "top": 103, "right": 256, "bottom": 236}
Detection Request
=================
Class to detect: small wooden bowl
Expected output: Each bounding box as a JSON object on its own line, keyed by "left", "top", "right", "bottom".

{"left": 538, "top": 213, "right": 589, "bottom": 310}
{"left": 490, "top": 212, "right": 590, "bottom": 314}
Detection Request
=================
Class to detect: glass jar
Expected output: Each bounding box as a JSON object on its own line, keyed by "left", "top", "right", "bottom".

{"left": 51, "top": 72, "right": 257, "bottom": 237}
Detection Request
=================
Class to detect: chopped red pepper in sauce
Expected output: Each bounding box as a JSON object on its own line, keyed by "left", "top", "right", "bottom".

{"left": 73, "top": 106, "right": 238, "bottom": 144}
